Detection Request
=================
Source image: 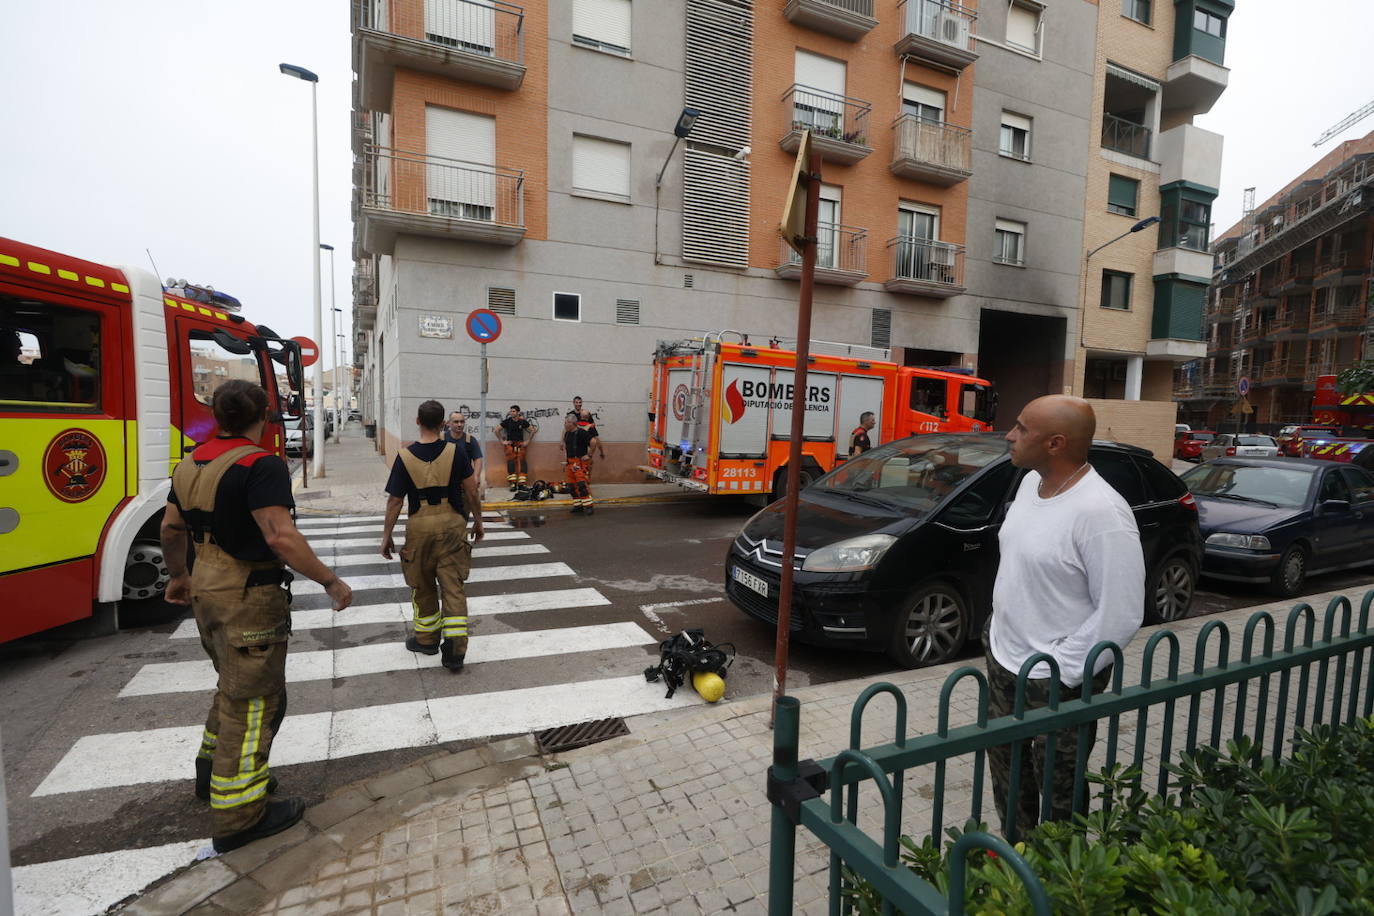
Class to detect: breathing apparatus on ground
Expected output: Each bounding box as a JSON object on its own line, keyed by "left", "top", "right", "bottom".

{"left": 644, "top": 629, "right": 735, "bottom": 703}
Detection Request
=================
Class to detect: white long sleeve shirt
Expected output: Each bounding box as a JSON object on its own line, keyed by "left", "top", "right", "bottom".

{"left": 989, "top": 467, "right": 1145, "bottom": 688}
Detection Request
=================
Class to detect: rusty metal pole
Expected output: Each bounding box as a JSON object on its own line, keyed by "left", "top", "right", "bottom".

{"left": 771, "top": 152, "right": 823, "bottom": 725}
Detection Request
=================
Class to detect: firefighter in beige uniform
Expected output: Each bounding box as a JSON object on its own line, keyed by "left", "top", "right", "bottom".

{"left": 161, "top": 380, "right": 354, "bottom": 853}
{"left": 382, "top": 399, "right": 485, "bottom": 669}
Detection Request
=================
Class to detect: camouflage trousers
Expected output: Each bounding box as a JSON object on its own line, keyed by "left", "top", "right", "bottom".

{"left": 984, "top": 643, "right": 1111, "bottom": 837}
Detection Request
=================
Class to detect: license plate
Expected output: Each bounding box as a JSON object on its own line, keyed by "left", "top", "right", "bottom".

{"left": 732, "top": 565, "right": 769, "bottom": 597}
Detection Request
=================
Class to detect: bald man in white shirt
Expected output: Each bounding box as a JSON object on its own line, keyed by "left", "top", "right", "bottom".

{"left": 986, "top": 395, "right": 1144, "bottom": 835}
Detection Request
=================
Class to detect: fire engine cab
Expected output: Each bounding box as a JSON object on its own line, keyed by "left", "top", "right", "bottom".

{"left": 643, "top": 332, "right": 996, "bottom": 498}
{"left": 0, "top": 237, "right": 304, "bottom": 643}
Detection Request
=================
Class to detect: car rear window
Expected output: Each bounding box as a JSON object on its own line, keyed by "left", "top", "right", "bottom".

{"left": 1134, "top": 456, "right": 1186, "bottom": 502}
{"left": 1237, "top": 435, "right": 1276, "bottom": 446}
{"left": 1190, "top": 432, "right": 1215, "bottom": 442}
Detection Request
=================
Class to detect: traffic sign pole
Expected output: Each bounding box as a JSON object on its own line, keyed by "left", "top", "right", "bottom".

{"left": 479, "top": 342, "right": 488, "bottom": 497}
{"left": 466, "top": 310, "right": 502, "bottom": 498}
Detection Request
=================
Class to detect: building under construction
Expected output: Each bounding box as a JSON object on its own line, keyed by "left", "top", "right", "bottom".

{"left": 1177, "top": 129, "right": 1374, "bottom": 429}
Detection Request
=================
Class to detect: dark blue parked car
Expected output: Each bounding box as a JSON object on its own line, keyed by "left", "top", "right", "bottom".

{"left": 1181, "top": 457, "right": 1374, "bottom": 597}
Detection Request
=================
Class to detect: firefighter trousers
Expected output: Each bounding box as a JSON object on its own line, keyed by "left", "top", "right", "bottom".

{"left": 503, "top": 443, "right": 528, "bottom": 485}
{"left": 399, "top": 506, "right": 472, "bottom": 653}
{"left": 191, "top": 548, "right": 291, "bottom": 836}
{"left": 565, "top": 457, "right": 592, "bottom": 507}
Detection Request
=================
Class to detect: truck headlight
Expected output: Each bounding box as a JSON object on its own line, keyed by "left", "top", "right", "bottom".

{"left": 1206, "top": 532, "right": 1271, "bottom": 550}
{"left": 802, "top": 534, "right": 896, "bottom": 572}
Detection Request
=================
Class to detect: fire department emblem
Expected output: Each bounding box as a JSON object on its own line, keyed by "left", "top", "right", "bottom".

{"left": 43, "top": 429, "right": 106, "bottom": 503}
{"left": 671, "top": 384, "right": 690, "bottom": 422}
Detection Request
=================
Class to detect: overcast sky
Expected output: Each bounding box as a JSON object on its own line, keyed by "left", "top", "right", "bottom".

{"left": 3, "top": 0, "right": 1373, "bottom": 357}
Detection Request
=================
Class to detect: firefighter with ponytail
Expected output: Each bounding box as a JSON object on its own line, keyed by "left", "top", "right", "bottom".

{"left": 161, "top": 380, "right": 354, "bottom": 853}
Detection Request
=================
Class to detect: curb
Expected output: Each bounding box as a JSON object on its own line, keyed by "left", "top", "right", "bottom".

{"left": 112, "top": 737, "right": 558, "bottom": 915}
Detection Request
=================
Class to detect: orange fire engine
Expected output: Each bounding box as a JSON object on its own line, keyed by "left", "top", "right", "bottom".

{"left": 643, "top": 333, "right": 996, "bottom": 498}
{"left": 0, "top": 237, "right": 305, "bottom": 643}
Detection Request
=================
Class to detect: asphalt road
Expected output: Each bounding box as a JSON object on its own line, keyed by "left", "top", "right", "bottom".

{"left": 3, "top": 494, "right": 1374, "bottom": 874}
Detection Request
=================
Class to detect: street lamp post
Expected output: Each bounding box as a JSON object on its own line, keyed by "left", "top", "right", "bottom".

{"left": 321, "top": 243, "right": 342, "bottom": 444}
{"left": 1078, "top": 215, "right": 1161, "bottom": 347}
{"left": 652, "top": 107, "right": 700, "bottom": 265}
{"left": 280, "top": 62, "right": 326, "bottom": 477}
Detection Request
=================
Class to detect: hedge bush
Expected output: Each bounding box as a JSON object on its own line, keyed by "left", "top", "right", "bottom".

{"left": 842, "top": 715, "right": 1374, "bottom": 915}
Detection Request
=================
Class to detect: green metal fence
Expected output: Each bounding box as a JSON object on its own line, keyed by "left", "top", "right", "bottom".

{"left": 766, "top": 592, "right": 1374, "bottom": 914}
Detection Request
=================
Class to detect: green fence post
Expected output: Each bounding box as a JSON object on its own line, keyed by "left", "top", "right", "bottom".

{"left": 769, "top": 696, "right": 802, "bottom": 915}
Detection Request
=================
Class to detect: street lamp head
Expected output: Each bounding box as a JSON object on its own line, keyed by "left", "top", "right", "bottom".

{"left": 319, "top": 243, "right": 334, "bottom": 251}
{"left": 278, "top": 63, "right": 319, "bottom": 82}
{"left": 673, "top": 107, "right": 701, "bottom": 138}
{"left": 1130, "top": 215, "right": 1161, "bottom": 232}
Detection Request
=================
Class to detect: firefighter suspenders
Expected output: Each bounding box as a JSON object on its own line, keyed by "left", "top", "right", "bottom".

{"left": 172, "top": 445, "right": 265, "bottom": 545}
{"left": 397, "top": 443, "right": 457, "bottom": 516}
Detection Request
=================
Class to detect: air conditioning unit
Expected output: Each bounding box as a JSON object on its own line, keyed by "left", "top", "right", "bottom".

{"left": 935, "top": 11, "right": 970, "bottom": 48}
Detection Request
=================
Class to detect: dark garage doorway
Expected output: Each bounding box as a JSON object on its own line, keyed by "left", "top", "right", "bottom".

{"left": 977, "top": 310, "right": 1066, "bottom": 430}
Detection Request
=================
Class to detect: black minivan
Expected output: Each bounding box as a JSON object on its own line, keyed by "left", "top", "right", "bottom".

{"left": 725, "top": 433, "right": 1203, "bottom": 668}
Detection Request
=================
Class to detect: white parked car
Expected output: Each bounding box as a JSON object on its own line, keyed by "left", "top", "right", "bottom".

{"left": 283, "top": 417, "right": 312, "bottom": 457}
{"left": 1201, "top": 433, "right": 1280, "bottom": 462}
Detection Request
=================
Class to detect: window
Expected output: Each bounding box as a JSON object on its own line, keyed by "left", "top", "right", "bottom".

{"left": 941, "top": 463, "right": 1015, "bottom": 528}
{"left": 1107, "top": 174, "right": 1139, "bottom": 217}
{"left": 1122, "top": 0, "right": 1151, "bottom": 25}
{"left": 425, "top": 106, "right": 495, "bottom": 221}
{"left": 1194, "top": 9, "right": 1225, "bottom": 38}
{"left": 1089, "top": 451, "right": 1146, "bottom": 506}
{"left": 189, "top": 331, "right": 260, "bottom": 407}
{"left": 1006, "top": 1, "right": 1042, "bottom": 54}
{"left": 1179, "top": 199, "right": 1210, "bottom": 250}
{"left": 1101, "top": 270, "right": 1133, "bottom": 310}
{"left": 910, "top": 377, "right": 948, "bottom": 417}
{"left": 993, "top": 219, "right": 1026, "bottom": 266}
{"left": 572, "top": 0, "right": 631, "bottom": 55}
{"left": 552, "top": 292, "right": 581, "bottom": 322}
{"left": 0, "top": 297, "right": 102, "bottom": 411}
{"left": 793, "top": 51, "right": 847, "bottom": 137}
{"left": 903, "top": 82, "right": 945, "bottom": 123}
{"left": 999, "top": 112, "right": 1031, "bottom": 160}
{"left": 896, "top": 203, "right": 947, "bottom": 281}
{"left": 571, "top": 135, "right": 631, "bottom": 201}
{"left": 424, "top": 0, "right": 496, "bottom": 54}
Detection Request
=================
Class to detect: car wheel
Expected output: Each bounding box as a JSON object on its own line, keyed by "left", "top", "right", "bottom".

{"left": 887, "top": 581, "right": 970, "bottom": 669}
{"left": 1270, "top": 545, "right": 1308, "bottom": 598}
{"left": 1144, "top": 553, "right": 1196, "bottom": 625}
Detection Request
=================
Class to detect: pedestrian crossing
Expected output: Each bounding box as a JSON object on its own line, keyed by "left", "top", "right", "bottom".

{"left": 14, "top": 510, "right": 699, "bottom": 916}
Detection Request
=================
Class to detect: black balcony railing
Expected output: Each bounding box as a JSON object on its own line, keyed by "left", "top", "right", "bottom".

{"left": 1102, "top": 113, "right": 1151, "bottom": 159}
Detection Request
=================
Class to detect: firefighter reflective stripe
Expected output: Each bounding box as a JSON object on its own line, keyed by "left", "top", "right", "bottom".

{"left": 196, "top": 729, "right": 217, "bottom": 761}
{"left": 443, "top": 615, "right": 468, "bottom": 638}
{"left": 209, "top": 697, "right": 268, "bottom": 810}
{"left": 413, "top": 592, "right": 442, "bottom": 633}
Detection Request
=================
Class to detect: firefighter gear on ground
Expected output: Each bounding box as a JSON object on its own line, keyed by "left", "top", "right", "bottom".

{"left": 171, "top": 443, "right": 294, "bottom": 844}
{"left": 644, "top": 629, "right": 734, "bottom": 701}
{"left": 397, "top": 443, "right": 473, "bottom": 667}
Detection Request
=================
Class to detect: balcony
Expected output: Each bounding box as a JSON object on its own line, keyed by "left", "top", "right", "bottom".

{"left": 1276, "top": 262, "right": 1314, "bottom": 295}
{"left": 1309, "top": 302, "right": 1366, "bottom": 337}
{"left": 1264, "top": 310, "right": 1309, "bottom": 341}
{"left": 893, "top": 0, "right": 977, "bottom": 72}
{"left": 779, "top": 86, "right": 873, "bottom": 165}
{"left": 889, "top": 115, "right": 971, "bottom": 186}
{"left": 1305, "top": 361, "right": 1336, "bottom": 386}
{"left": 1101, "top": 114, "right": 1151, "bottom": 159}
{"left": 1163, "top": 54, "right": 1229, "bottom": 116}
{"left": 882, "top": 237, "right": 965, "bottom": 298}
{"left": 1200, "top": 372, "right": 1236, "bottom": 398}
{"left": 1261, "top": 358, "right": 1304, "bottom": 385}
{"left": 357, "top": 146, "right": 525, "bottom": 255}
{"left": 1211, "top": 295, "right": 1239, "bottom": 323}
{"left": 783, "top": 0, "right": 877, "bottom": 41}
{"left": 1314, "top": 251, "right": 1366, "bottom": 287}
{"left": 356, "top": 0, "right": 525, "bottom": 110}
{"left": 775, "top": 224, "right": 868, "bottom": 286}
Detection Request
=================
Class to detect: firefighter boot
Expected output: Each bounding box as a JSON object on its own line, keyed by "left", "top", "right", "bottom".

{"left": 196, "top": 757, "right": 278, "bottom": 802}
{"left": 440, "top": 639, "right": 465, "bottom": 672}
{"left": 405, "top": 635, "right": 440, "bottom": 655}
{"left": 212, "top": 797, "right": 306, "bottom": 854}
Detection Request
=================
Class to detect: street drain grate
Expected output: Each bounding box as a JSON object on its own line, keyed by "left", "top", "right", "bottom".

{"left": 536, "top": 717, "right": 630, "bottom": 754}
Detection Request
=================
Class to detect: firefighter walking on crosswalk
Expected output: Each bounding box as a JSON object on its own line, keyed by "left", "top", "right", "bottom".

{"left": 381, "top": 399, "right": 485, "bottom": 670}
{"left": 161, "top": 380, "right": 354, "bottom": 853}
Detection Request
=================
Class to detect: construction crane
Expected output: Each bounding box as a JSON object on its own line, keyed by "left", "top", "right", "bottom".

{"left": 1315, "top": 99, "right": 1374, "bottom": 146}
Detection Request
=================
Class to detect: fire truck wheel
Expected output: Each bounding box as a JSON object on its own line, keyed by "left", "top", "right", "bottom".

{"left": 886, "top": 581, "right": 969, "bottom": 669}
{"left": 123, "top": 538, "right": 171, "bottom": 603}
{"left": 770, "top": 462, "right": 822, "bottom": 503}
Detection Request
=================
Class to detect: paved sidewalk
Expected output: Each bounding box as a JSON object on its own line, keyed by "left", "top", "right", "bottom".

{"left": 112, "top": 583, "right": 1365, "bottom": 916}
{"left": 290, "top": 426, "right": 700, "bottom": 516}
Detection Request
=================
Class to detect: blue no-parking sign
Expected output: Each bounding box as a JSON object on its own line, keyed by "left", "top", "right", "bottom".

{"left": 466, "top": 308, "right": 502, "bottom": 344}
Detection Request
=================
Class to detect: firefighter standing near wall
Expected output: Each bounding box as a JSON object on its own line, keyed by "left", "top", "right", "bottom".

{"left": 561, "top": 415, "right": 595, "bottom": 513}
{"left": 578, "top": 409, "right": 606, "bottom": 480}
{"left": 496, "top": 404, "right": 536, "bottom": 489}
{"left": 161, "top": 380, "right": 354, "bottom": 853}
{"left": 382, "top": 400, "right": 485, "bottom": 670}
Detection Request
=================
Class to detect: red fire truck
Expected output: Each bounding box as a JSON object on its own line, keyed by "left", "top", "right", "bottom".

{"left": 643, "top": 333, "right": 996, "bottom": 498}
{"left": 0, "top": 238, "right": 304, "bottom": 643}
{"left": 1300, "top": 373, "right": 1374, "bottom": 470}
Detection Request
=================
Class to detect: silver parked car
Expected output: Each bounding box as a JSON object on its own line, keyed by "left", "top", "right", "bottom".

{"left": 1201, "top": 433, "right": 1280, "bottom": 462}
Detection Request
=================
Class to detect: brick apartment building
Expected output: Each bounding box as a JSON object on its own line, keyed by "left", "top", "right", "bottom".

{"left": 350, "top": 0, "right": 1231, "bottom": 483}
{"left": 1177, "top": 130, "right": 1374, "bottom": 431}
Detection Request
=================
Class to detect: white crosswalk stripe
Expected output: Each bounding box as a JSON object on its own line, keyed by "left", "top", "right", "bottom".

{"left": 293, "top": 522, "right": 513, "bottom": 536}
{"left": 35, "top": 675, "right": 696, "bottom": 796}
{"left": 12, "top": 838, "right": 209, "bottom": 916}
{"left": 124, "top": 622, "right": 655, "bottom": 696}
{"left": 308, "top": 529, "right": 529, "bottom": 548}
{"left": 293, "top": 561, "right": 575, "bottom": 596}
{"left": 318, "top": 543, "right": 550, "bottom": 569}
{"left": 295, "top": 514, "right": 505, "bottom": 528}
{"left": 169, "top": 587, "right": 613, "bottom": 639}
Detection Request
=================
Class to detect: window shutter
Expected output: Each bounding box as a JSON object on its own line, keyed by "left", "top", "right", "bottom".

{"left": 1007, "top": 4, "right": 1039, "bottom": 51}
{"left": 572, "top": 136, "right": 631, "bottom": 198}
{"left": 573, "top": 0, "right": 632, "bottom": 51}
{"left": 794, "top": 50, "right": 846, "bottom": 96}
{"left": 424, "top": 0, "right": 495, "bottom": 50}
{"left": 1001, "top": 112, "right": 1031, "bottom": 132}
{"left": 1108, "top": 174, "right": 1139, "bottom": 212}
{"left": 903, "top": 82, "right": 946, "bottom": 111}
{"left": 616, "top": 298, "right": 641, "bottom": 324}
{"left": 487, "top": 287, "right": 515, "bottom": 315}
{"left": 425, "top": 106, "right": 495, "bottom": 209}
